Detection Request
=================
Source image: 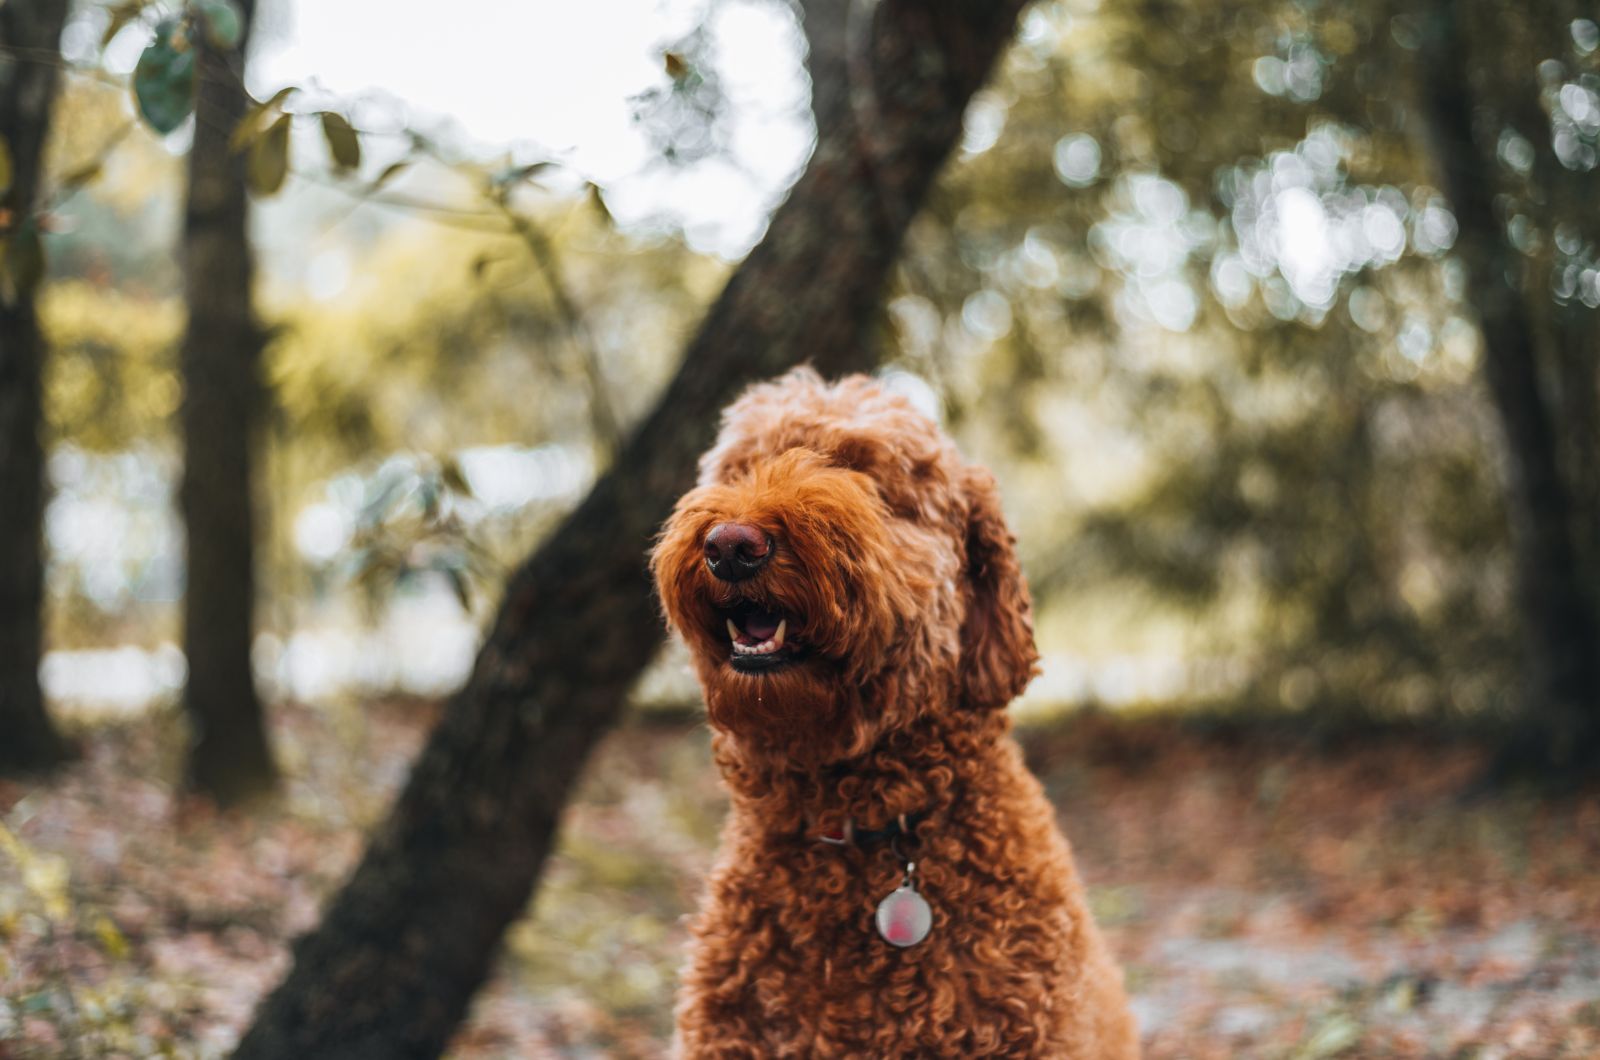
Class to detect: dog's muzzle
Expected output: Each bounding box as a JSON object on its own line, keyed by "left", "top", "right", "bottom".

{"left": 704, "top": 522, "right": 772, "bottom": 582}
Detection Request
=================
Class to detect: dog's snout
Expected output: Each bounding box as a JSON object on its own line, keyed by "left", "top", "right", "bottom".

{"left": 704, "top": 522, "right": 771, "bottom": 582}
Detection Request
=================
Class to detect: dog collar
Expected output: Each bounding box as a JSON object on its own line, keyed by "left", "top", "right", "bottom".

{"left": 811, "top": 811, "right": 934, "bottom": 947}
{"left": 812, "top": 811, "right": 923, "bottom": 846}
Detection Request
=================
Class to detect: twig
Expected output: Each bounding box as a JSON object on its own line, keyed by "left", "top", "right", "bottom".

{"left": 44, "top": 119, "right": 136, "bottom": 210}
{"left": 491, "top": 191, "right": 624, "bottom": 459}
{"left": 290, "top": 165, "right": 513, "bottom": 234}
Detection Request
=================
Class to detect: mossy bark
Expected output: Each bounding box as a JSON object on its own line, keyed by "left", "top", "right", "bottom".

{"left": 0, "top": 0, "right": 71, "bottom": 776}
{"left": 1416, "top": 3, "right": 1600, "bottom": 779}
{"left": 180, "top": 0, "right": 279, "bottom": 804}
{"left": 233, "top": 0, "right": 1027, "bottom": 1055}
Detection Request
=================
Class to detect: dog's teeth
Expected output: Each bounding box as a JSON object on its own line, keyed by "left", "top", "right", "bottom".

{"left": 732, "top": 635, "right": 782, "bottom": 656}
{"left": 730, "top": 619, "right": 789, "bottom": 659}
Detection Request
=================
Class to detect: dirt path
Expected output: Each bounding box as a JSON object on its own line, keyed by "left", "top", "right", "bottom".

{"left": 2, "top": 705, "right": 1598, "bottom": 1057}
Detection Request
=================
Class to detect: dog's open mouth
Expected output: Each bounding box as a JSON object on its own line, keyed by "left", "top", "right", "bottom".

{"left": 719, "top": 602, "right": 801, "bottom": 673}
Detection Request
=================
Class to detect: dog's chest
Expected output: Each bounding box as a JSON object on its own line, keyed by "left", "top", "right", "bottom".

{"left": 687, "top": 841, "right": 1072, "bottom": 1054}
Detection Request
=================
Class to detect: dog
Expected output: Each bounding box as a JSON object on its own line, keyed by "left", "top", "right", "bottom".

{"left": 651, "top": 369, "right": 1138, "bottom": 1057}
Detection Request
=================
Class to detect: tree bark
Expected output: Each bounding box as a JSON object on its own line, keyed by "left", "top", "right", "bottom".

{"left": 233, "top": 0, "right": 1027, "bottom": 1055}
{"left": 1416, "top": 2, "right": 1600, "bottom": 775}
{"left": 181, "top": 0, "right": 278, "bottom": 803}
{"left": 0, "top": 0, "right": 71, "bottom": 776}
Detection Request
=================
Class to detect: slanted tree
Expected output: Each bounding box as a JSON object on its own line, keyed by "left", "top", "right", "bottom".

{"left": 234, "top": 0, "right": 1029, "bottom": 1054}
{"left": 0, "top": 0, "right": 72, "bottom": 775}
{"left": 1416, "top": 1, "right": 1600, "bottom": 779}
{"left": 179, "top": 0, "right": 279, "bottom": 803}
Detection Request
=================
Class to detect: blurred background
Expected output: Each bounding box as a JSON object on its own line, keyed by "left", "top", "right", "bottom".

{"left": 2, "top": 0, "right": 1599, "bottom": 1056}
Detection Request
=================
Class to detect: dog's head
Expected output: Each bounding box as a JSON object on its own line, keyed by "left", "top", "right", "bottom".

{"left": 651, "top": 369, "right": 1039, "bottom": 764}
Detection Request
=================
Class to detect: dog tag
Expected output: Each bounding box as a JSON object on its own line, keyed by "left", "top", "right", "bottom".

{"left": 875, "top": 882, "right": 932, "bottom": 947}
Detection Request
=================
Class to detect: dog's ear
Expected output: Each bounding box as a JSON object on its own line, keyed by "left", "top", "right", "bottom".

{"left": 958, "top": 466, "right": 1040, "bottom": 710}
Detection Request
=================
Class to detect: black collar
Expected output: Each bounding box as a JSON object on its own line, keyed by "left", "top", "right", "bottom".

{"left": 813, "top": 810, "right": 926, "bottom": 846}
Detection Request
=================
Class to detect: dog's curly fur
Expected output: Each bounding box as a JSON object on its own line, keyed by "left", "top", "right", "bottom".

{"left": 652, "top": 369, "right": 1138, "bottom": 1057}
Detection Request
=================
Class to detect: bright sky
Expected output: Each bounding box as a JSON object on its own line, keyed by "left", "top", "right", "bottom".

{"left": 71, "top": 0, "right": 1440, "bottom": 320}
{"left": 68, "top": 0, "right": 813, "bottom": 256}
{"left": 251, "top": 0, "right": 814, "bottom": 256}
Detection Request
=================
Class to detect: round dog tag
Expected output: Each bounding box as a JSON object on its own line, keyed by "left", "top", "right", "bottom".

{"left": 875, "top": 882, "right": 932, "bottom": 947}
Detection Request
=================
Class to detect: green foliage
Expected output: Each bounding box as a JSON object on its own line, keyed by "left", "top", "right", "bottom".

{"left": 42, "top": 282, "right": 183, "bottom": 451}
{"left": 369, "top": 159, "right": 409, "bottom": 193}
{"left": 193, "top": 0, "right": 244, "bottom": 50}
{"left": 248, "top": 112, "right": 291, "bottom": 196}
{"left": 230, "top": 86, "right": 296, "bottom": 152}
{"left": 345, "top": 455, "right": 493, "bottom": 614}
{"left": 131, "top": 18, "right": 196, "bottom": 135}
{"left": 871, "top": 0, "right": 1599, "bottom": 720}
{"left": 0, "top": 824, "right": 155, "bottom": 1055}
{"left": 50, "top": 0, "right": 1598, "bottom": 726}
{"left": 0, "top": 135, "right": 12, "bottom": 196}
{"left": 318, "top": 111, "right": 361, "bottom": 172}
{"left": 129, "top": 2, "right": 246, "bottom": 136}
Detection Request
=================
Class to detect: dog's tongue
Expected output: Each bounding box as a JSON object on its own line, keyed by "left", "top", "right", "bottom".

{"left": 742, "top": 610, "right": 781, "bottom": 641}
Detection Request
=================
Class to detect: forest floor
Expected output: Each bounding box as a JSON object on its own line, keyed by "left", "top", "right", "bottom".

{"left": 2, "top": 699, "right": 1599, "bottom": 1058}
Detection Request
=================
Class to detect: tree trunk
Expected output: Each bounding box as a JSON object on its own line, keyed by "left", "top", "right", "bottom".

{"left": 0, "top": 0, "right": 71, "bottom": 776}
{"left": 1416, "top": 2, "right": 1600, "bottom": 776}
{"left": 181, "top": 0, "right": 277, "bottom": 803}
{"left": 233, "top": 0, "right": 1026, "bottom": 1055}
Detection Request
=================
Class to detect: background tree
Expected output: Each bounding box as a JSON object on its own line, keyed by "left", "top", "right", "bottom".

{"left": 176, "top": 0, "right": 279, "bottom": 802}
{"left": 7, "top": 0, "right": 1600, "bottom": 1053}
{"left": 234, "top": 0, "right": 1029, "bottom": 1053}
{"left": 1415, "top": 0, "right": 1600, "bottom": 779}
{"left": 876, "top": 0, "right": 1596, "bottom": 764}
{"left": 0, "top": 0, "right": 71, "bottom": 775}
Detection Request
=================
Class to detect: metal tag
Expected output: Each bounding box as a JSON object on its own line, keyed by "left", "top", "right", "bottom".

{"left": 875, "top": 882, "right": 932, "bottom": 947}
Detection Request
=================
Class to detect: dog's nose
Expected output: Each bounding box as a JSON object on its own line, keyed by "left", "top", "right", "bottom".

{"left": 704, "top": 522, "right": 771, "bottom": 582}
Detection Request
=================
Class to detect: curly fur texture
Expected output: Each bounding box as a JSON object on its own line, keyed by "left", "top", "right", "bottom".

{"left": 652, "top": 370, "right": 1139, "bottom": 1057}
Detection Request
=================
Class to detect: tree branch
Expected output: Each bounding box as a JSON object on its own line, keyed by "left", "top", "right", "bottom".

{"left": 233, "top": 0, "right": 1027, "bottom": 1053}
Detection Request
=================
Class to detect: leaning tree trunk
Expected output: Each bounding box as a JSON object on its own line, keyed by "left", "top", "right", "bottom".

{"left": 0, "top": 0, "right": 71, "bottom": 776}
{"left": 1416, "top": 2, "right": 1600, "bottom": 776}
{"left": 234, "top": 0, "right": 1028, "bottom": 1054}
{"left": 181, "top": 0, "right": 278, "bottom": 803}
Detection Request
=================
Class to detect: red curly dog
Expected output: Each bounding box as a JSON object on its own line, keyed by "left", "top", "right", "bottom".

{"left": 653, "top": 369, "right": 1138, "bottom": 1057}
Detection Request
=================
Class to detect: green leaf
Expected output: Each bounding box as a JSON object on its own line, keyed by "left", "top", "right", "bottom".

{"left": 230, "top": 86, "right": 296, "bottom": 152}
{"left": 587, "top": 181, "right": 612, "bottom": 226}
{"left": 193, "top": 0, "right": 244, "bottom": 50}
{"left": 360, "top": 469, "right": 409, "bottom": 525}
{"left": 319, "top": 111, "right": 361, "bottom": 172}
{"left": 416, "top": 476, "right": 439, "bottom": 518}
{"left": 93, "top": 915, "right": 130, "bottom": 961}
{"left": 439, "top": 457, "right": 473, "bottom": 498}
{"left": 441, "top": 564, "right": 473, "bottom": 612}
{"left": 248, "top": 112, "right": 291, "bottom": 196}
{"left": 132, "top": 18, "right": 196, "bottom": 135}
{"left": 369, "top": 159, "right": 409, "bottom": 193}
{"left": 0, "top": 136, "right": 11, "bottom": 197}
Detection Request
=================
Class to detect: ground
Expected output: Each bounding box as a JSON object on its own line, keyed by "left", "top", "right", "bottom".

{"left": 2, "top": 701, "right": 1598, "bottom": 1058}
